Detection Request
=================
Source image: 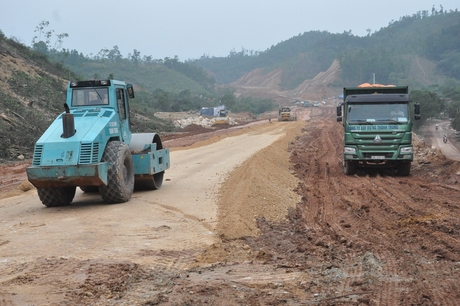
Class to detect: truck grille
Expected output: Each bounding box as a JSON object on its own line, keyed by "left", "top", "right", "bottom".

{"left": 32, "top": 144, "right": 43, "bottom": 165}
{"left": 79, "top": 142, "right": 100, "bottom": 164}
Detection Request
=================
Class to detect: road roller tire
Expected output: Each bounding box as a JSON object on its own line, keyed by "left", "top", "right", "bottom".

{"left": 37, "top": 187, "right": 76, "bottom": 207}
{"left": 99, "top": 141, "right": 134, "bottom": 203}
{"left": 135, "top": 171, "right": 164, "bottom": 191}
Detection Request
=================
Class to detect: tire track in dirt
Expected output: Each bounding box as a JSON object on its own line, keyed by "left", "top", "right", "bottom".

{"left": 370, "top": 176, "right": 460, "bottom": 259}
{"left": 356, "top": 175, "right": 414, "bottom": 304}
{"left": 294, "top": 108, "right": 372, "bottom": 301}
{"left": 290, "top": 106, "right": 460, "bottom": 305}
{"left": 353, "top": 175, "right": 445, "bottom": 282}
{"left": 2, "top": 103, "right": 460, "bottom": 304}
{"left": 372, "top": 175, "right": 460, "bottom": 305}
{"left": 297, "top": 108, "right": 335, "bottom": 233}
{"left": 348, "top": 171, "right": 456, "bottom": 305}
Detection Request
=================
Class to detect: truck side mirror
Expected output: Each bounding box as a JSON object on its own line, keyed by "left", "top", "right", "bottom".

{"left": 127, "top": 84, "right": 135, "bottom": 99}
{"left": 336, "top": 105, "right": 342, "bottom": 117}
{"left": 414, "top": 103, "right": 420, "bottom": 120}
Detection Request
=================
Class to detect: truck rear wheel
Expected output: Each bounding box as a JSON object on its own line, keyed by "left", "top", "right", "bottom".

{"left": 37, "top": 187, "right": 76, "bottom": 207}
{"left": 398, "top": 162, "right": 411, "bottom": 176}
{"left": 99, "top": 141, "right": 134, "bottom": 203}
{"left": 344, "top": 161, "right": 356, "bottom": 175}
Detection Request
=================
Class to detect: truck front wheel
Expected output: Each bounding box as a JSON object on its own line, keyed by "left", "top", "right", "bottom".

{"left": 398, "top": 162, "right": 411, "bottom": 176}
{"left": 344, "top": 161, "right": 356, "bottom": 175}
{"left": 100, "top": 141, "right": 134, "bottom": 203}
{"left": 37, "top": 187, "right": 76, "bottom": 207}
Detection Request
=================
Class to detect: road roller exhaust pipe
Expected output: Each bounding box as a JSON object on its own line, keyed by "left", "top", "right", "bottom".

{"left": 62, "top": 103, "right": 76, "bottom": 138}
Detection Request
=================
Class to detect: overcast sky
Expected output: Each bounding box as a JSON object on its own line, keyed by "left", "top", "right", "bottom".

{"left": 1, "top": 1, "right": 458, "bottom": 61}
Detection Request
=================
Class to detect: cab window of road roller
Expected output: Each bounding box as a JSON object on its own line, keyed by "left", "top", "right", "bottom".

{"left": 72, "top": 88, "right": 109, "bottom": 106}
{"left": 116, "top": 88, "right": 127, "bottom": 122}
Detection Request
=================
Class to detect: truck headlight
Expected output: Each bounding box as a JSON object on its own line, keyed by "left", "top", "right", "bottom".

{"left": 400, "top": 147, "right": 413, "bottom": 154}
{"left": 344, "top": 147, "right": 356, "bottom": 154}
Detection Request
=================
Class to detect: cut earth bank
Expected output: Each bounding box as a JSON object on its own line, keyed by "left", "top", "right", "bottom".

{"left": 1, "top": 106, "right": 460, "bottom": 305}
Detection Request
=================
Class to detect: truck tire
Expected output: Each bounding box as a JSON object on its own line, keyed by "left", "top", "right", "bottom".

{"left": 37, "top": 187, "right": 76, "bottom": 207}
{"left": 344, "top": 161, "right": 356, "bottom": 175}
{"left": 99, "top": 141, "right": 134, "bottom": 203}
{"left": 398, "top": 162, "right": 411, "bottom": 176}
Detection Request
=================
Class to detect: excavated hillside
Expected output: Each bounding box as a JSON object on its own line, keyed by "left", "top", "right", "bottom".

{"left": 230, "top": 55, "right": 442, "bottom": 103}
{"left": 231, "top": 59, "right": 341, "bottom": 103}
{"left": 0, "top": 39, "right": 175, "bottom": 161}
{"left": 0, "top": 39, "right": 74, "bottom": 161}
{"left": 231, "top": 68, "right": 283, "bottom": 91}
{"left": 290, "top": 59, "right": 341, "bottom": 100}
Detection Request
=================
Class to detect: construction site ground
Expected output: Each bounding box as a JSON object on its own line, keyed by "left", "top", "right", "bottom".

{"left": 1, "top": 105, "right": 460, "bottom": 305}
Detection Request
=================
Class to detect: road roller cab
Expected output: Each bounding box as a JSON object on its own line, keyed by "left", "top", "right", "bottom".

{"left": 26, "top": 79, "right": 170, "bottom": 207}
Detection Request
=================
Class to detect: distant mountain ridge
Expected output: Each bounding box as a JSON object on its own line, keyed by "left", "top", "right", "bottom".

{"left": 196, "top": 9, "right": 460, "bottom": 100}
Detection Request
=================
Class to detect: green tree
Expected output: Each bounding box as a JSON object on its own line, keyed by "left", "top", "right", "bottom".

{"left": 32, "top": 20, "right": 51, "bottom": 46}
{"left": 32, "top": 41, "right": 49, "bottom": 54}
{"left": 32, "top": 20, "right": 68, "bottom": 55}
{"left": 437, "top": 51, "right": 460, "bottom": 79}
{"left": 219, "top": 93, "right": 237, "bottom": 110}
{"left": 108, "top": 45, "right": 122, "bottom": 62}
{"left": 411, "top": 90, "right": 443, "bottom": 130}
{"left": 129, "top": 49, "right": 141, "bottom": 65}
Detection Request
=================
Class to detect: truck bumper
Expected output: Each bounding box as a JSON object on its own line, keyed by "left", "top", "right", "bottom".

{"left": 343, "top": 146, "right": 414, "bottom": 163}
{"left": 26, "top": 163, "right": 108, "bottom": 188}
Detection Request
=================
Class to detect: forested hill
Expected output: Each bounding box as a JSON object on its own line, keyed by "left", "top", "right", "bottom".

{"left": 194, "top": 8, "right": 460, "bottom": 90}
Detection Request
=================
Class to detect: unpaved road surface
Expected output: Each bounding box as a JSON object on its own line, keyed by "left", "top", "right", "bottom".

{"left": 423, "top": 119, "right": 460, "bottom": 162}
{"left": 1, "top": 106, "right": 460, "bottom": 305}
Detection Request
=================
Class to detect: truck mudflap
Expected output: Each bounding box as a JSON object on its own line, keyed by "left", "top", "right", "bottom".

{"left": 26, "top": 162, "right": 108, "bottom": 188}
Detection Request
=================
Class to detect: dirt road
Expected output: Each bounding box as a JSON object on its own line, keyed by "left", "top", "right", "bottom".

{"left": 423, "top": 119, "right": 460, "bottom": 162}
{"left": 0, "top": 115, "right": 303, "bottom": 305}
{"left": 1, "top": 106, "right": 460, "bottom": 305}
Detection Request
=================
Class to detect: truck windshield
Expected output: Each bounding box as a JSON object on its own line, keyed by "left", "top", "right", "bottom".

{"left": 72, "top": 88, "right": 109, "bottom": 106}
{"left": 347, "top": 102, "right": 408, "bottom": 123}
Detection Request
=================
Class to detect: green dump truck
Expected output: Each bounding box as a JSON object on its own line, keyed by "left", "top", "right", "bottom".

{"left": 337, "top": 85, "right": 420, "bottom": 176}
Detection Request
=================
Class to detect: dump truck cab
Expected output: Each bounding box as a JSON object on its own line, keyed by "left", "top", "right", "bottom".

{"left": 337, "top": 85, "right": 420, "bottom": 176}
